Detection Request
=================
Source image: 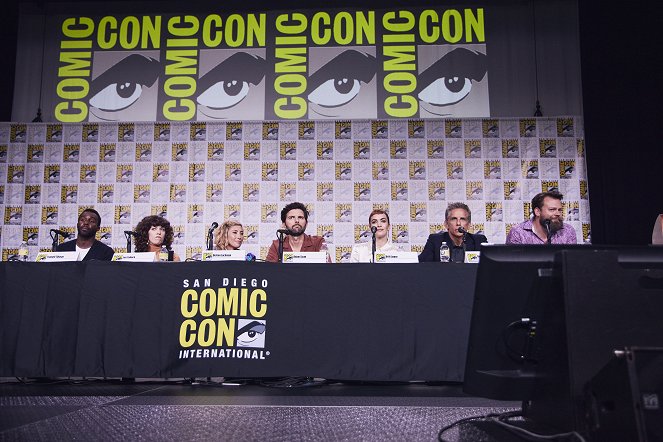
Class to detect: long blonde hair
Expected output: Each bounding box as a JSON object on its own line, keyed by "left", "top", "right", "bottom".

{"left": 214, "top": 220, "right": 243, "bottom": 250}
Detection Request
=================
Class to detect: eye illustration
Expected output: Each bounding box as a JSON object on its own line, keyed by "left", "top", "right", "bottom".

{"left": 197, "top": 52, "right": 266, "bottom": 110}
{"left": 308, "top": 50, "right": 377, "bottom": 109}
{"left": 89, "top": 55, "right": 161, "bottom": 112}
{"left": 236, "top": 321, "right": 266, "bottom": 346}
{"left": 417, "top": 48, "right": 487, "bottom": 110}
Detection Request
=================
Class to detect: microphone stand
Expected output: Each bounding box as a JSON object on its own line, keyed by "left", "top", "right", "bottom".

{"left": 125, "top": 232, "right": 132, "bottom": 252}
{"left": 544, "top": 221, "right": 552, "bottom": 245}
{"left": 206, "top": 223, "right": 219, "bottom": 251}
{"left": 371, "top": 229, "right": 377, "bottom": 263}
{"left": 277, "top": 231, "right": 286, "bottom": 263}
{"left": 454, "top": 227, "right": 467, "bottom": 263}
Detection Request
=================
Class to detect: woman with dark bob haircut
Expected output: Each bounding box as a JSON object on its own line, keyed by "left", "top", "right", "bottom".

{"left": 134, "top": 215, "right": 181, "bottom": 262}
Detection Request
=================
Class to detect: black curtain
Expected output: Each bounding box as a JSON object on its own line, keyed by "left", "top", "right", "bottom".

{"left": 579, "top": 1, "right": 663, "bottom": 245}
{"left": 0, "top": 1, "right": 18, "bottom": 121}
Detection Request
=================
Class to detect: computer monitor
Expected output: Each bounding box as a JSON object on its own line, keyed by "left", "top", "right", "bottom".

{"left": 525, "top": 246, "right": 663, "bottom": 433}
{"left": 463, "top": 244, "right": 663, "bottom": 405}
{"left": 462, "top": 244, "right": 569, "bottom": 400}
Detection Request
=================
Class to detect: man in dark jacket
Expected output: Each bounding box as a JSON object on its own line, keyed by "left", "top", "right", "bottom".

{"left": 418, "top": 202, "right": 488, "bottom": 263}
{"left": 56, "top": 208, "right": 115, "bottom": 261}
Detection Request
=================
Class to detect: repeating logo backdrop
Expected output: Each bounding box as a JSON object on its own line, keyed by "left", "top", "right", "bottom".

{"left": 0, "top": 117, "right": 591, "bottom": 262}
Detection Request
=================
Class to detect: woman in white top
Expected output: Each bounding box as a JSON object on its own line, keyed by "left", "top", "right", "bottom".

{"left": 351, "top": 209, "right": 400, "bottom": 263}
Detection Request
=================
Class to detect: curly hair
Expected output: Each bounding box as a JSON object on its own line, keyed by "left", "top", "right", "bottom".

{"left": 134, "top": 215, "right": 174, "bottom": 252}
{"left": 214, "top": 220, "right": 243, "bottom": 250}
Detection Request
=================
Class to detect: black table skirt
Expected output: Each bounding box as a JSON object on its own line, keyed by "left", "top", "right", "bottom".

{"left": 0, "top": 261, "right": 476, "bottom": 381}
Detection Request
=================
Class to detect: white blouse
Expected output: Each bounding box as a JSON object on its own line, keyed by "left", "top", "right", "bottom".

{"left": 350, "top": 240, "right": 401, "bottom": 263}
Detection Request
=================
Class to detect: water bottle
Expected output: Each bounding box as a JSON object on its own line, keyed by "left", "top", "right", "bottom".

{"left": 439, "top": 242, "right": 450, "bottom": 263}
{"left": 18, "top": 241, "right": 29, "bottom": 261}
{"left": 159, "top": 245, "right": 169, "bottom": 262}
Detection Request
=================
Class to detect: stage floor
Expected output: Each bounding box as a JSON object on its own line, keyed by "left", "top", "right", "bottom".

{"left": 0, "top": 378, "right": 522, "bottom": 441}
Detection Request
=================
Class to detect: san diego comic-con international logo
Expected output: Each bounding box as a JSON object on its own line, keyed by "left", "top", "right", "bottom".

{"left": 178, "top": 276, "right": 269, "bottom": 360}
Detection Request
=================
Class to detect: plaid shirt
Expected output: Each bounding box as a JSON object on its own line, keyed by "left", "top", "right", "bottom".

{"left": 506, "top": 219, "right": 577, "bottom": 244}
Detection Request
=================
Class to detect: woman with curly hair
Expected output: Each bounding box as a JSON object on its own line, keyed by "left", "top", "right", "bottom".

{"left": 214, "top": 220, "right": 244, "bottom": 250}
{"left": 134, "top": 215, "right": 181, "bottom": 262}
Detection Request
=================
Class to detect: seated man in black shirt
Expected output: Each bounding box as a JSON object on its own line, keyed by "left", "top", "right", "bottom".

{"left": 418, "top": 202, "right": 487, "bottom": 263}
{"left": 56, "top": 208, "right": 115, "bottom": 261}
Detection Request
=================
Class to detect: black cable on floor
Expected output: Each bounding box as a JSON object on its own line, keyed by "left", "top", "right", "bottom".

{"left": 438, "top": 411, "right": 507, "bottom": 441}
{"left": 438, "top": 410, "right": 587, "bottom": 442}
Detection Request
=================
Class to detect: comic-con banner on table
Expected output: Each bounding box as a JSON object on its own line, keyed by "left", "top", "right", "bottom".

{"left": 0, "top": 117, "right": 591, "bottom": 262}
{"left": 0, "top": 261, "right": 477, "bottom": 380}
{"left": 14, "top": 2, "right": 583, "bottom": 122}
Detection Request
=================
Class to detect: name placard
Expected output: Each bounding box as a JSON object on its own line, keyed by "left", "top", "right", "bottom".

{"left": 112, "top": 252, "right": 156, "bottom": 262}
{"left": 374, "top": 251, "right": 419, "bottom": 263}
{"left": 35, "top": 251, "right": 78, "bottom": 262}
{"left": 201, "top": 250, "right": 246, "bottom": 261}
{"left": 282, "top": 251, "right": 327, "bottom": 263}
{"left": 464, "top": 251, "right": 481, "bottom": 263}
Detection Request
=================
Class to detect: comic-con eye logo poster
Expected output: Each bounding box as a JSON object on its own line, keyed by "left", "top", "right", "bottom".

{"left": 52, "top": 7, "right": 488, "bottom": 122}
{"left": 179, "top": 277, "right": 269, "bottom": 361}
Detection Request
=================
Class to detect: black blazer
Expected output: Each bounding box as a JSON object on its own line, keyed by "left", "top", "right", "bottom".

{"left": 56, "top": 239, "right": 115, "bottom": 261}
{"left": 418, "top": 231, "right": 488, "bottom": 262}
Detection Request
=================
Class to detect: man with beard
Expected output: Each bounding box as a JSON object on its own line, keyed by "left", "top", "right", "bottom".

{"left": 56, "top": 208, "right": 115, "bottom": 260}
{"left": 506, "top": 191, "right": 577, "bottom": 244}
{"left": 266, "top": 202, "right": 327, "bottom": 262}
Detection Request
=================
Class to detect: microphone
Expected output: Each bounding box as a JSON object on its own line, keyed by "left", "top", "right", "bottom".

{"left": 543, "top": 219, "right": 553, "bottom": 244}
{"left": 206, "top": 222, "right": 218, "bottom": 251}
{"left": 277, "top": 229, "right": 291, "bottom": 235}
{"left": 458, "top": 226, "right": 468, "bottom": 245}
{"left": 124, "top": 230, "right": 137, "bottom": 236}
{"left": 50, "top": 228, "right": 70, "bottom": 251}
{"left": 371, "top": 226, "right": 378, "bottom": 234}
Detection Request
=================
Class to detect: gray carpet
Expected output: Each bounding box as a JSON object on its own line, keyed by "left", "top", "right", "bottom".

{"left": 0, "top": 378, "right": 521, "bottom": 441}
